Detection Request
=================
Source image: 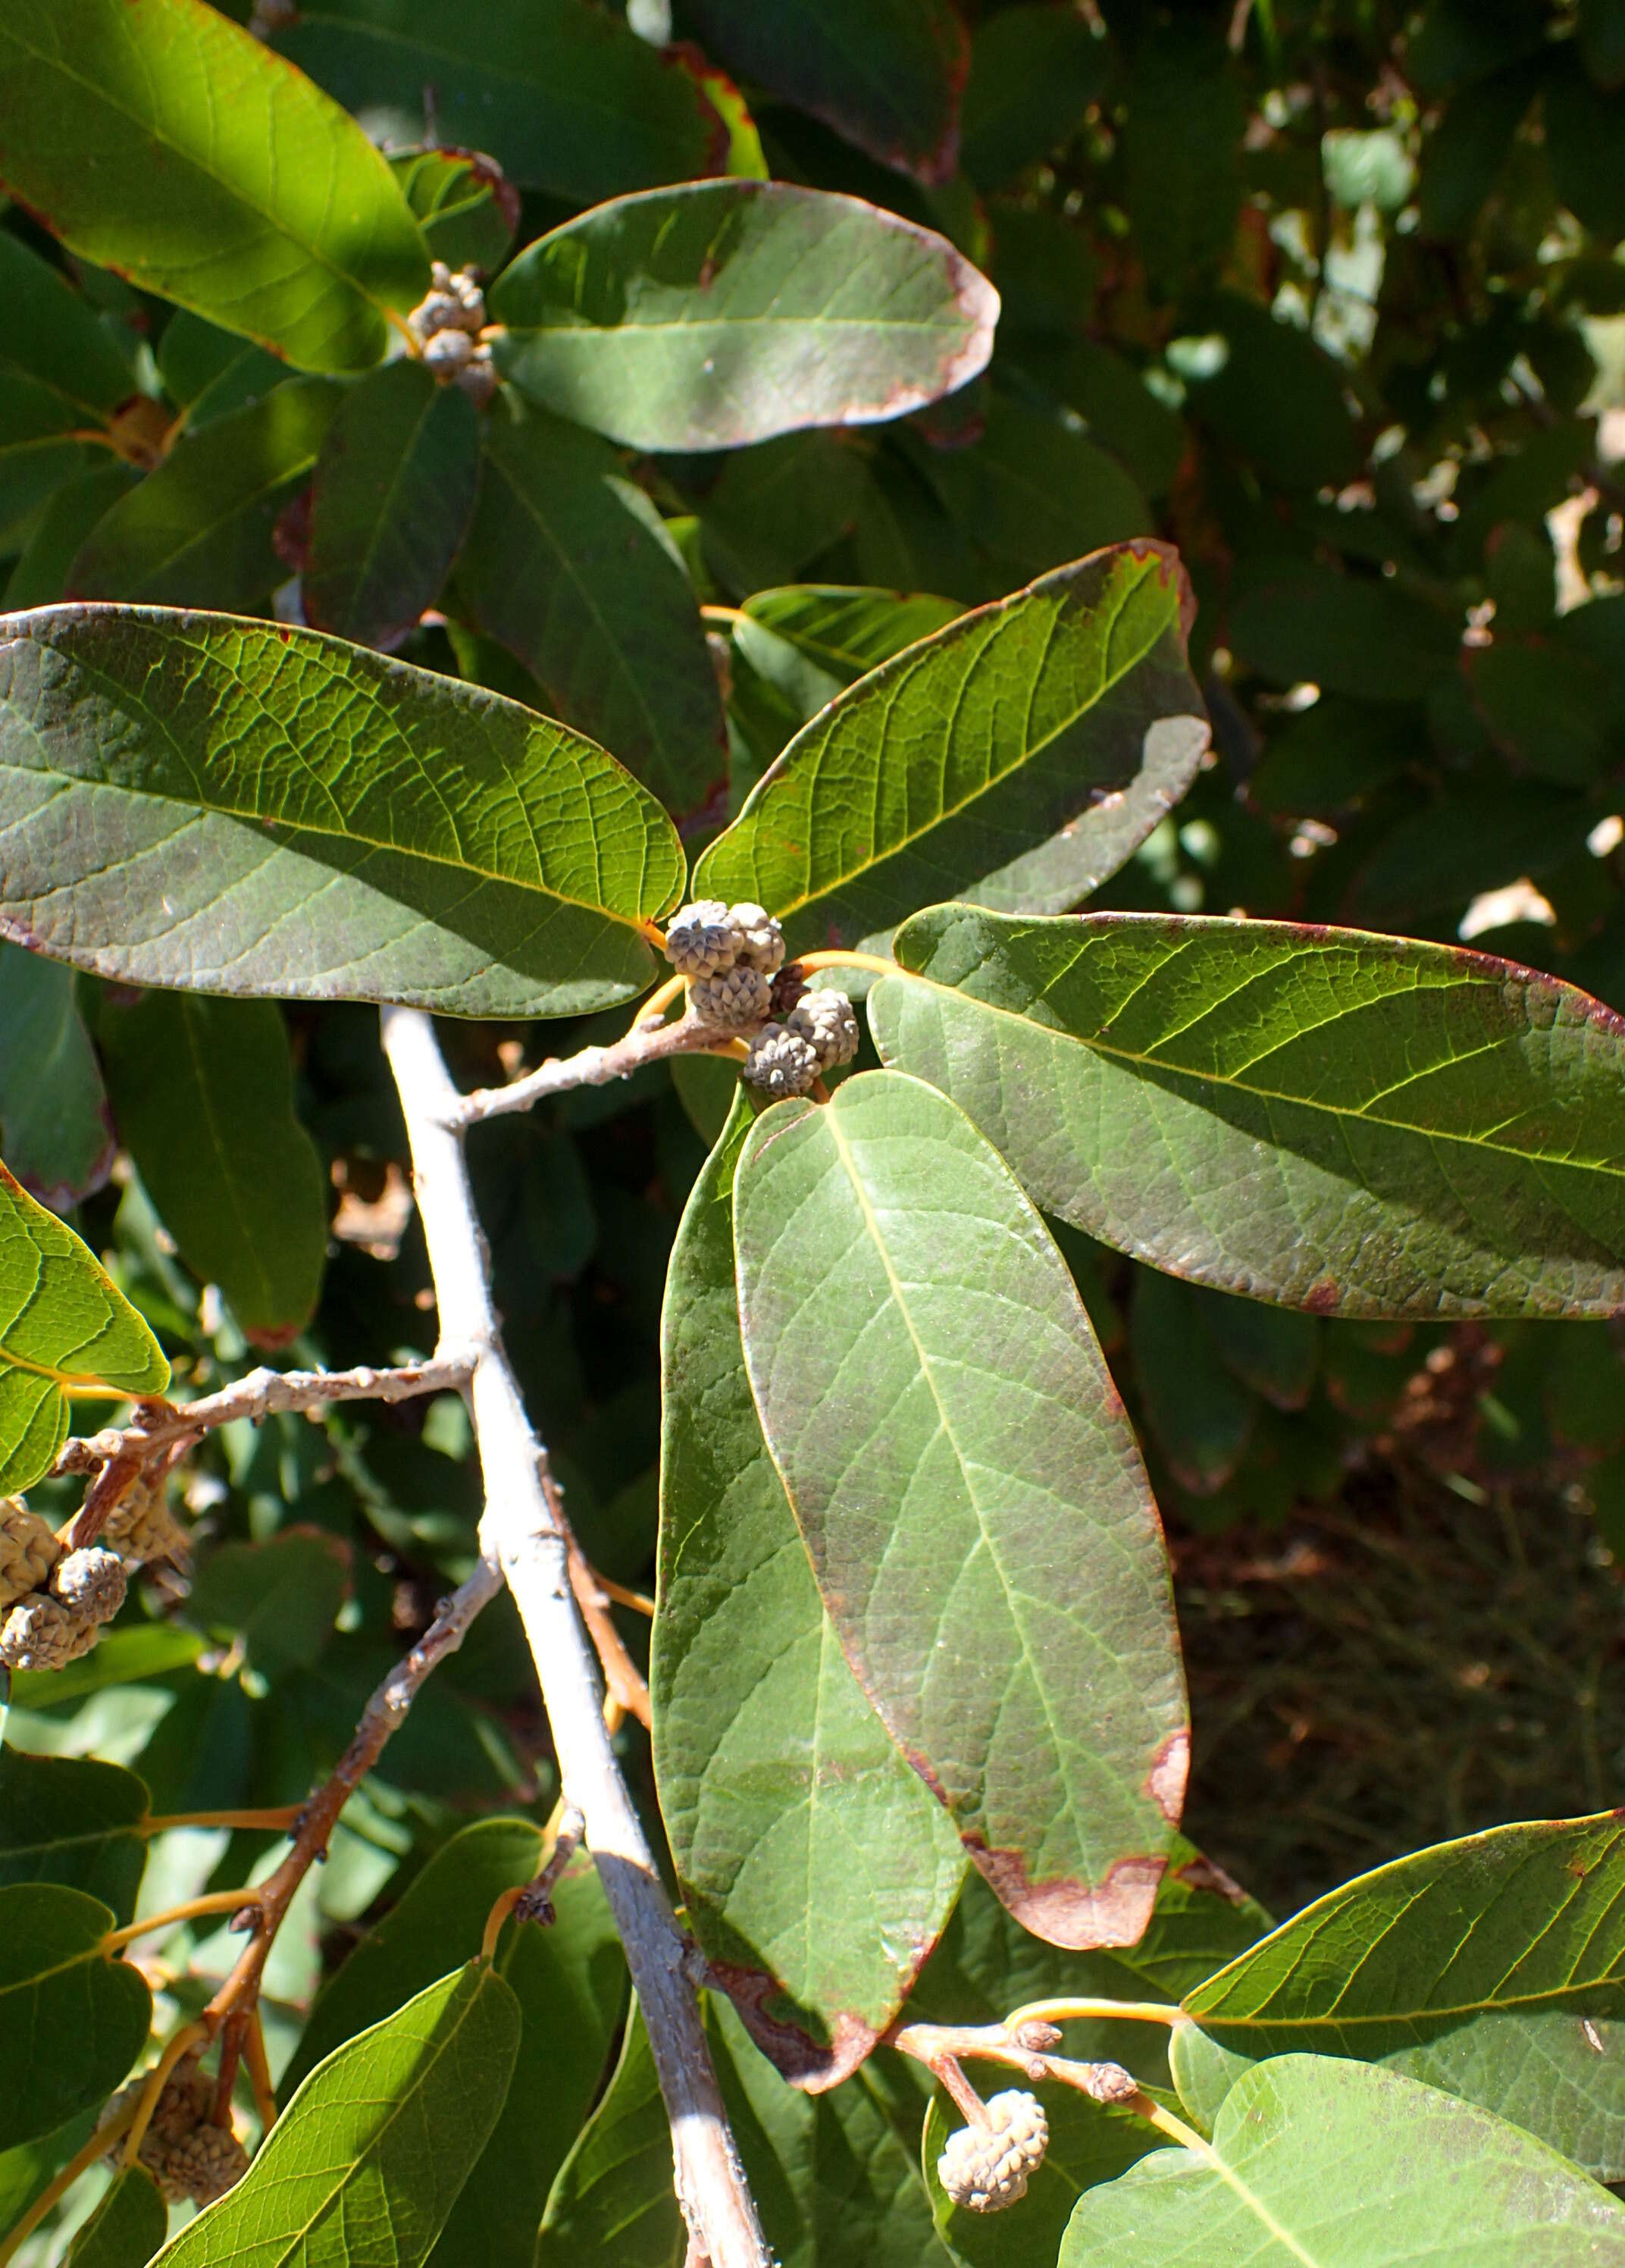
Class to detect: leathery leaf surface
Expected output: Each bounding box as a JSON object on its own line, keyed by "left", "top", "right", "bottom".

{"left": 733, "top": 1070, "right": 1187, "bottom": 1950}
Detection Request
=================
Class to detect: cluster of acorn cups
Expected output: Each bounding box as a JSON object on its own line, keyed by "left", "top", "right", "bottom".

{"left": 663, "top": 901, "right": 860, "bottom": 1098}
{"left": 99, "top": 2050, "right": 249, "bottom": 2208}
{"left": 407, "top": 262, "right": 497, "bottom": 405}
{"left": 0, "top": 1467, "right": 185, "bottom": 1673}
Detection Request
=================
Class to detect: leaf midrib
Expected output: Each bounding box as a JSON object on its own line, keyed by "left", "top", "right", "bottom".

{"left": 0, "top": 16, "right": 402, "bottom": 331}
{"left": 722, "top": 559, "right": 1178, "bottom": 918}
{"left": 889, "top": 959, "right": 1625, "bottom": 1183}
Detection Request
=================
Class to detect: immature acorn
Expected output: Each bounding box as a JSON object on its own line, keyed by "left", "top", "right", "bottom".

{"left": 937, "top": 2091, "right": 1049, "bottom": 2213}
{"left": 742, "top": 1023, "right": 822, "bottom": 1099}
{"left": 0, "top": 1545, "right": 128, "bottom": 1671}
{"left": 101, "top": 1466, "right": 189, "bottom": 1568}
{"left": 690, "top": 965, "right": 772, "bottom": 1030}
{"left": 662, "top": 901, "right": 786, "bottom": 986}
{"left": 102, "top": 2050, "right": 249, "bottom": 2206}
{"left": 0, "top": 1496, "right": 61, "bottom": 1608}
{"left": 787, "top": 988, "right": 860, "bottom": 1069}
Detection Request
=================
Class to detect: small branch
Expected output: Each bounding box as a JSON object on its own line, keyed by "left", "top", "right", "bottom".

{"left": 203, "top": 1555, "right": 503, "bottom": 2028}
{"left": 567, "top": 1533, "right": 652, "bottom": 1730}
{"left": 142, "top": 1805, "right": 303, "bottom": 1836}
{"left": 1003, "top": 1994, "right": 1182, "bottom": 2032}
{"left": 102, "top": 1888, "right": 259, "bottom": 1953}
{"left": 54, "top": 1355, "right": 474, "bottom": 1485}
{"left": 450, "top": 1007, "right": 741, "bottom": 1128}
{"left": 383, "top": 1003, "right": 770, "bottom": 2268}
{"left": 243, "top": 2008, "right": 278, "bottom": 2135}
{"left": 121, "top": 2021, "right": 212, "bottom": 2168}
{"left": 888, "top": 2019, "right": 1141, "bottom": 2107}
{"left": 481, "top": 1800, "right": 587, "bottom": 1959}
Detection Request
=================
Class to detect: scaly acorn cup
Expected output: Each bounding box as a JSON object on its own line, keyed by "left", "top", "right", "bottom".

{"left": 938, "top": 2091, "right": 1050, "bottom": 2213}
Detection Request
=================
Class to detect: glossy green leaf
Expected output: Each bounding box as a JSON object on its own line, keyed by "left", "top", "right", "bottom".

{"left": 0, "top": 605, "right": 682, "bottom": 1016}
{"left": 696, "top": 544, "right": 1209, "bottom": 955}
{"left": 1061, "top": 2055, "right": 1625, "bottom": 2265}
{"left": 154, "top": 1961, "right": 519, "bottom": 2268}
{"left": 95, "top": 992, "right": 327, "bottom": 1341}
{"left": 873, "top": 907, "right": 1625, "bottom": 1317}
{"left": 0, "top": 233, "right": 135, "bottom": 423}
{"left": 0, "top": 1751, "right": 149, "bottom": 1923}
{"left": 537, "top": 1997, "right": 682, "bottom": 2264}
{"left": 0, "top": 0, "right": 428, "bottom": 372}
{"left": 903, "top": 396, "right": 1154, "bottom": 587}
{"left": 457, "top": 405, "right": 727, "bottom": 819}
{"left": 281, "top": 1818, "right": 624, "bottom": 2267}
{"left": 960, "top": 5, "right": 1109, "bottom": 190}
{"left": 0, "top": 942, "right": 114, "bottom": 1205}
{"left": 5, "top": 464, "right": 142, "bottom": 613}
{"left": 0, "top": 1158, "right": 169, "bottom": 1492}
{"left": 277, "top": 0, "right": 727, "bottom": 203}
{"left": 64, "top": 2168, "right": 168, "bottom": 2268}
{"left": 0, "top": 1885, "right": 152, "bottom": 2151}
{"left": 654, "top": 1095, "right": 966, "bottom": 2088}
{"left": 492, "top": 182, "right": 998, "bottom": 453}
{"left": 188, "top": 1528, "right": 350, "bottom": 1674}
{"left": 68, "top": 381, "right": 342, "bottom": 609}
{"left": 388, "top": 149, "right": 517, "bottom": 275}
{"left": 734, "top": 1070, "right": 1187, "bottom": 1950}
{"left": 1175, "top": 1813, "right": 1625, "bottom": 2178}
{"left": 305, "top": 359, "right": 479, "bottom": 653}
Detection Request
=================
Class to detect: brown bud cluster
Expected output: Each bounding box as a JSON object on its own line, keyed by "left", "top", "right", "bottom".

{"left": 100, "top": 1465, "right": 189, "bottom": 1568}
{"left": 0, "top": 1535, "right": 127, "bottom": 1673}
{"left": 0, "top": 1496, "right": 61, "bottom": 1607}
{"left": 937, "top": 2091, "right": 1049, "bottom": 2213}
{"left": 102, "top": 2051, "right": 249, "bottom": 2206}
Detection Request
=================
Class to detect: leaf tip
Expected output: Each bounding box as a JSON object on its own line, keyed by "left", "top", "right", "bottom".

{"left": 966, "top": 1840, "right": 1169, "bottom": 1951}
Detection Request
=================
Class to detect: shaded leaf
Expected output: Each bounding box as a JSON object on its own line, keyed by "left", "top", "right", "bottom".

{"left": 155, "top": 311, "right": 286, "bottom": 433}
{"left": 537, "top": 1997, "right": 682, "bottom": 2264}
{"left": 305, "top": 358, "right": 480, "bottom": 653}
{"left": 152, "top": 1961, "right": 520, "bottom": 2268}
{"left": 0, "top": 374, "right": 102, "bottom": 552}
{"left": 1016, "top": 340, "right": 1188, "bottom": 499}
{"left": 1545, "top": 53, "right": 1625, "bottom": 243}
{"left": 0, "top": 1750, "right": 148, "bottom": 1923}
{"left": 388, "top": 148, "right": 517, "bottom": 275}
{"left": 1182, "top": 292, "right": 1360, "bottom": 492}
{"left": 0, "top": 605, "right": 681, "bottom": 1017}
{"left": 0, "top": 943, "right": 114, "bottom": 1205}
{"left": 696, "top": 544, "right": 1208, "bottom": 955}
{"left": 960, "top": 5, "right": 1109, "bottom": 191}
{"left": 0, "top": 232, "right": 135, "bottom": 423}
{"left": 1176, "top": 1813, "right": 1625, "bottom": 2179}
{"left": 492, "top": 181, "right": 997, "bottom": 453}
{"left": 681, "top": 0, "right": 969, "bottom": 183}
{"left": 95, "top": 992, "right": 327, "bottom": 1341}
{"left": 1060, "top": 2055, "right": 1625, "bottom": 2264}
{"left": 0, "top": 1884, "right": 151, "bottom": 2152}
{"left": 1120, "top": 27, "right": 1245, "bottom": 295}
{"left": 5, "top": 464, "right": 142, "bottom": 613}
{"left": 5, "top": 1624, "right": 203, "bottom": 1714}
{"left": 734, "top": 1070, "right": 1187, "bottom": 1949}
{"left": 698, "top": 434, "right": 870, "bottom": 598}
{"left": 1131, "top": 1269, "right": 1255, "bottom": 1496}
{"left": 1231, "top": 562, "right": 1461, "bottom": 700}
{"left": 0, "top": 1158, "right": 168, "bottom": 1492}
{"left": 277, "top": 0, "right": 727, "bottom": 203}
{"left": 188, "top": 1528, "right": 351, "bottom": 1675}
{"left": 458, "top": 405, "right": 726, "bottom": 819}
{"left": 281, "top": 1817, "right": 624, "bottom": 2266}
{"left": 63, "top": 2167, "right": 167, "bottom": 2268}
{"left": 68, "top": 380, "right": 342, "bottom": 609}
{"left": 0, "top": 0, "right": 427, "bottom": 372}
{"left": 654, "top": 1095, "right": 966, "bottom": 2088}
{"left": 925, "top": 2086, "right": 1156, "bottom": 2266}
{"left": 874, "top": 907, "right": 1625, "bottom": 1317}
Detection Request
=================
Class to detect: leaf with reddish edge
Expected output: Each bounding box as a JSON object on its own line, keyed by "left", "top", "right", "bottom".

{"left": 872, "top": 907, "right": 1625, "bottom": 1318}
{"left": 734, "top": 1070, "right": 1188, "bottom": 1951}
{"left": 681, "top": 0, "right": 970, "bottom": 184}
{"left": 696, "top": 542, "right": 1208, "bottom": 957}
{"left": 654, "top": 1095, "right": 966, "bottom": 2089}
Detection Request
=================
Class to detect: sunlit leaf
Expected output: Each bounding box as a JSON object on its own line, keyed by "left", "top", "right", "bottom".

{"left": 734, "top": 1070, "right": 1187, "bottom": 1950}
{"left": 0, "top": 606, "right": 682, "bottom": 1017}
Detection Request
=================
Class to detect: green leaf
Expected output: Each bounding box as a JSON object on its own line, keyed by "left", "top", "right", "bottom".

{"left": 1130, "top": 1269, "right": 1255, "bottom": 1496}
{"left": 155, "top": 311, "right": 286, "bottom": 434}
{"left": 0, "top": 0, "right": 428, "bottom": 372}
{"left": 68, "top": 380, "right": 341, "bottom": 610}
{"left": 0, "top": 943, "right": 114, "bottom": 1205}
{"left": 902, "top": 396, "right": 1153, "bottom": 587}
{"left": 1120, "top": 27, "right": 1245, "bottom": 295}
{"left": 1015, "top": 340, "right": 1188, "bottom": 499}
{"left": 6, "top": 464, "right": 142, "bottom": 613}
{"left": 1231, "top": 562, "right": 1461, "bottom": 700}
{"left": 277, "top": 0, "right": 728, "bottom": 203}
{"left": 1582, "top": 0, "right": 1625, "bottom": 88}
{"left": 698, "top": 434, "right": 871, "bottom": 598}
{"left": 0, "top": 374, "right": 102, "bottom": 552}
{"left": 654, "top": 1095, "right": 966, "bottom": 2088}
{"left": 695, "top": 544, "right": 1208, "bottom": 955}
{"left": 281, "top": 1817, "right": 624, "bottom": 2260}
{"left": 1545, "top": 53, "right": 1625, "bottom": 243}
{"left": 960, "top": 5, "right": 1109, "bottom": 190}
{"left": 1060, "top": 2055, "right": 1625, "bottom": 2264}
{"left": 63, "top": 2167, "right": 168, "bottom": 2268}
{"left": 740, "top": 585, "right": 963, "bottom": 694}
{"left": 537, "top": 1997, "right": 682, "bottom": 2266}
{"left": 0, "top": 1158, "right": 169, "bottom": 1492}
{"left": 305, "top": 359, "right": 479, "bottom": 653}
{"left": 0, "top": 233, "right": 136, "bottom": 423}
{"left": 491, "top": 182, "right": 998, "bottom": 453}
{"left": 873, "top": 907, "right": 1625, "bottom": 1317}
{"left": 0, "top": 1884, "right": 152, "bottom": 2151}
{"left": 188, "top": 1528, "right": 351, "bottom": 1675}
{"left": 5, "top": 1623, "right": 203, "bottom": 1714}
{"left": 457, "top": 405, "right": 727, "bottom": 819}
{"left": 0, "top": 605, "right": 681, "bottom": 1017}
{"left": 0, "top": 1750, "right": 149, "bottom": 1923}
{"left": 388, "top": 149, "right": 518, "bottom": 275}
{"left": 924, "top": 2086, "right": 1157, "bottom": 2266}
{"left": 734, "top": 1070, "right": 1188, "bottom": 1949}
{"left": 153, "top": 1960, "right": 520, "bottom": 2268}
{"left": 94, "top": 993, "right": 327, "bottom": 1341}
{"left": 1176, "top": 1813, "right": 1625, "bottom": 2178}
{"left": 1180, "top": 292, "right": 1360, "bottom": 492}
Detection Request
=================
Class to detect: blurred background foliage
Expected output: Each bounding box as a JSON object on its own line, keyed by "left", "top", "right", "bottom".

{"left": 5, "top": 0, "right": 1625, "bottom": 1973}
